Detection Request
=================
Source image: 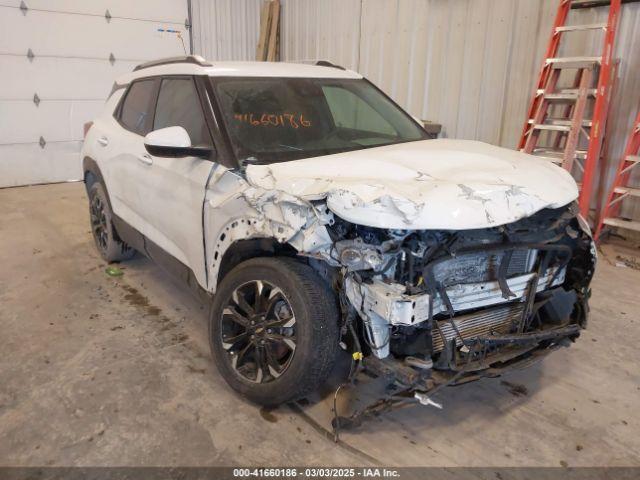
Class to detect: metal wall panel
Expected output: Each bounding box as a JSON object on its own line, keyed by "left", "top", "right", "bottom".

{"left": 193, "top": 0, "right": 640, "bottom": 218}
{"left": 191, "top": 0, "right": 262, "bottom": 61}
{"left": 281, "top": 0, "right": 362, "bottom": 70}
{"left": 0, "top": 0, "right": 189, "bottom": 188}
{"left": 277, "top": 0, "right": 550, "bottom": 144}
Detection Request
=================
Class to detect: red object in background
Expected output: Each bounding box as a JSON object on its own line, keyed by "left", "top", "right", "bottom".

{"left": 595, "top": 106, "right": 640, "bottom": 240}
{"left": 518, "top": 0, "right": 622, "bottom": 221}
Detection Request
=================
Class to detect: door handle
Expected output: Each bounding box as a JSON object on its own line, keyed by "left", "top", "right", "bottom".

{"left": 137, "top": 154, "right": 153, "bottom": 166}
{"left": 97, "top": 136, "right": 109, "bottom": 146}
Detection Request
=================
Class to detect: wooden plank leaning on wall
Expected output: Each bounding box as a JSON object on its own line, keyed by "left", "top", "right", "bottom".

{"left": 256, "top": 0, "right": 280, "bottom": 61}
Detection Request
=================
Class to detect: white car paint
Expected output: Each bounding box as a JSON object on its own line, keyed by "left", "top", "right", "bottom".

{"left": 246, "top": 139, "right": 578, "bottom": 230}
{"left": 83, "top": 88, "right": 214, "bottom": 288}
{"left": 83, "top": 59, "right": 586, "bottom": 362}
{"left": 84, "top": 60, "right": 580, "bottom": 292}
{"left": 116, "top": 61, "right": 363, "bottom": 85}
{"left": 84, "top": 90, "right": 149, "bottom": 235}
{"left": 145, "top": 126, "right": 192, "bottom": 148}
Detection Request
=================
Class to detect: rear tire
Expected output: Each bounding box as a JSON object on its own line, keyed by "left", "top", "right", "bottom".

{"left": 209, "top": 257, "right": 340, "bottom": 406}
{"left": 88, "top": 182, "right": 135, "bottom": 262}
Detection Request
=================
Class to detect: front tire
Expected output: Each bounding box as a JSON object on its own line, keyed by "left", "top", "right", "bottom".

{"left": 209, "top": 257, "right": 340, "bottom": 406}
{"left": 88, "top": 182, "right": 135, "bottom": 262}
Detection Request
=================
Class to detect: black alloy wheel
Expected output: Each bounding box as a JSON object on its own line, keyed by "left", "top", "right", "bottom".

{"left": 209, "top": 257, "right": 340, "bottom": 406}
{"left": 90, "top": 193, "right": 109, "bottom": 251}
{"left": 220, "top": 280, "right": 297, "bottom": 383}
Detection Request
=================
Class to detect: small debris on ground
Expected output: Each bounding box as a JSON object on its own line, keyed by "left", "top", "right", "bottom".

{"left": 615, "top": 255, "right": 640, "bottom": 271}
{"left": 105, "top": 266, "right": 123, "bottom": 277}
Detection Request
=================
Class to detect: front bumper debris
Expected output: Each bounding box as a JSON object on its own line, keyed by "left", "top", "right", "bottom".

{"left": 344, "top": 266, "right": 566, "bottom": 359}
{"left": 332, "top": 327, "right": 578, "bottom": 432}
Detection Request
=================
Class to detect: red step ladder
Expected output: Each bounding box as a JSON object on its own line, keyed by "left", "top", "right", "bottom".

{"left": 518, "top": 0, "right": 621, "bottom": 219}
{"left": 595, "top": 107, "right": 640, "bottom": 240}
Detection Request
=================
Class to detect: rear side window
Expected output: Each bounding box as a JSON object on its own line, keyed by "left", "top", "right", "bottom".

{"left": 119, "top": 79, "right": 157, "bottom": 135}
{"left": 153, "top": 77, "right": 212, "bottom": 147}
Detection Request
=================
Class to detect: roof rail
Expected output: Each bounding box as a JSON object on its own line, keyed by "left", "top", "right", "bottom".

{"left": 314, "top": 60, "right": 347, "bottom": 71}
{"left": 133, "top": 55, "right": 212, "bottom": 72}
{"left": 299, "top": 60, "right": 347, "bottom": 71}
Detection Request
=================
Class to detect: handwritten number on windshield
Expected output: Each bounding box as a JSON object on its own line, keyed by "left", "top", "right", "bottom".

{"left": 234, "top": 113, "right": 312, "bottom": 129}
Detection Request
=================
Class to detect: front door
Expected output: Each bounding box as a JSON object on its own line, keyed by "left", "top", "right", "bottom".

{"left": 135, "top": 76, "right": 216, "bottom": 287}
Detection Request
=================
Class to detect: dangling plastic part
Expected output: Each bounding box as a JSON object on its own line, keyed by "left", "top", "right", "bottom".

{"left": 414, "top": 392, "right": 442, "bottom": 409}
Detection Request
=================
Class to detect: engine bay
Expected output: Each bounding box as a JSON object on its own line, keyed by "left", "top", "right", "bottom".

{"left": 324, "top": 202, "right": 595, "bottom": 372}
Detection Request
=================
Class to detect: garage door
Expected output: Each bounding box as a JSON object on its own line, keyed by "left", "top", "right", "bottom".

{"left": 0, "top": 0, "right": 190, "bottom": 188}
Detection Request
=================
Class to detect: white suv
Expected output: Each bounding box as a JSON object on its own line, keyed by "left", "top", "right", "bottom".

{"left": 82, "top": 55, "right": 595, "bottom": 415}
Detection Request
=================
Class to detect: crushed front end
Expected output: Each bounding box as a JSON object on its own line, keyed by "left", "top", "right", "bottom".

{"left": 326, "top": 202, "right": 595, "bottom": 426}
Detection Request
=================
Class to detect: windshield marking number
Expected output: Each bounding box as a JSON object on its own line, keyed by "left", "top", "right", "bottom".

{"left": 234, "top": 113, "right": 312, "bottom": 129}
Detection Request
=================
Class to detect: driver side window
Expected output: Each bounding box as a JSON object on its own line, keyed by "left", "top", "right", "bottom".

{"left": 153, "top": 77, "right": 212, "bottom": 148}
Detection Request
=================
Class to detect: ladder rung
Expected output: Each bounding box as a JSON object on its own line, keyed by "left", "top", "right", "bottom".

{"left": 532, "top": 124, "right": 571, "bottom": 132}
{"left": 555, "top": 23, "right": 607, "bottom": 32}
{"left": 537, "top": 88, "right": 597, "bottom": 97}
{"left": 533, "top": 148, "right": 587, "bottom": 159}
{"left": 543, "top": 93, "right": 596, "bottom": 102}
{"left": 528, "top": 118, "right": 592, "bottom": 127}
{"left": 571, "top": 0, "right": 626, "bottom": 9}
{"left": 626, "top": 155, "right": 640, "bottom": 163}
{"left": 614, "top": 186, "right": 640, "bottom": 197}
{"left": 546, "top": 56, "right": 602, "bottom": 68}
{"left": 602, "top": 217, "right": 640, "bottom": 232}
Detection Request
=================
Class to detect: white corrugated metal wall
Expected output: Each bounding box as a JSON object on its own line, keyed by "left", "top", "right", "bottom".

{"left": 191, "top": 0, "right": 263, "bottom": 60}
{"left": 192, "top": 0, "right": 640, "bottom": 219}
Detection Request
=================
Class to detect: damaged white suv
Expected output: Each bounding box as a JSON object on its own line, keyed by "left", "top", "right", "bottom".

{"left": 82, "top": 56, "right": 596, "bottom": 413}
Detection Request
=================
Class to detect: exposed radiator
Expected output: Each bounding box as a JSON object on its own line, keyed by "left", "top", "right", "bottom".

{"left": 432, "top": 303, "right": 525, "bottom": 353}
{"left": 432, "top": 249, "right": 536, "bottom": 286}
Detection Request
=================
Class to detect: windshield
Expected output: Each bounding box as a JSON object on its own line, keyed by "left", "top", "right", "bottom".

{"left": 211, "top": 77, "right": 427, "bottom": 164}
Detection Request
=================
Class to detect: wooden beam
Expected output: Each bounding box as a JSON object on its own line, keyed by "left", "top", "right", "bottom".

{"left": 266, "top": 0, "right": 280, "bottom": 62}
{"left": 256, "top": 1, "right": 272, "bottom": 61}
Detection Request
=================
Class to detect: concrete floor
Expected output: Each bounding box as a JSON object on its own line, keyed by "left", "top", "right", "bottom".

{"left": 1, "top": 182, "right": 639, "bottom": 467}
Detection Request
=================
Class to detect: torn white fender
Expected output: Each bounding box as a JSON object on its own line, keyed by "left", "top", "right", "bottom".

{"left": 204, "top": 168, "right": 336, "bottom": 292}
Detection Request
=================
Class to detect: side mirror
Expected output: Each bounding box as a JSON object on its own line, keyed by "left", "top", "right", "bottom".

{"left": 144, "top": 126, "right": 211, "bottom": 159}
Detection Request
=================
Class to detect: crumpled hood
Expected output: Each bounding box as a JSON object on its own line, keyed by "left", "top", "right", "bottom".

{"left": 245, "top": 139, "right": 578, "bottom": 230}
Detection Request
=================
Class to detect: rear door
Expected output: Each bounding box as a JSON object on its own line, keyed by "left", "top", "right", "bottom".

{"left": 136, "top": 75, "right": 216, "bottom": 287}
{"left": 102, "top": 78, "right": 159, "bottom": 235}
